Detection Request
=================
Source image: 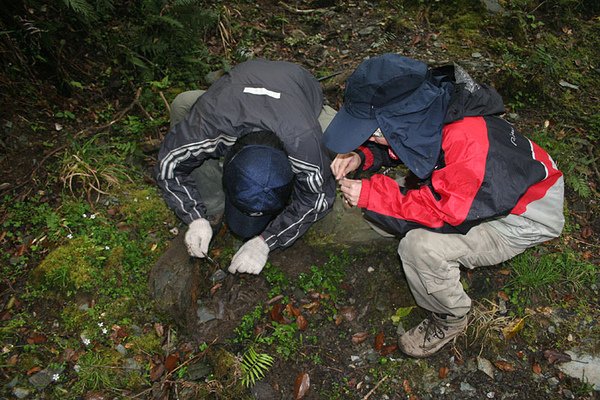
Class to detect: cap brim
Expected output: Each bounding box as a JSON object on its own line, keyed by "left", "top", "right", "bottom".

{"left": 225, "top": 196, "right": 273, "bottom": 240}
{"left": 323, "top": 105, "right": 379, "bottom": 154}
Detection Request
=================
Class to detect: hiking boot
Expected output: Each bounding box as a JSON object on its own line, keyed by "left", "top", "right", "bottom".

{"left": 398, "top": 313, "right": 467, "bottom": 358}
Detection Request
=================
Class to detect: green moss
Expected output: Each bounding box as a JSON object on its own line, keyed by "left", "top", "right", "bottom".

{"left": 127, "top": 332, "right": 162, "bottom": 355}
{"left": 118, "top": 186, "right": 176, "bottom": 233}
{"left": 32, "top": 237, "right": 101, "bottom": 296}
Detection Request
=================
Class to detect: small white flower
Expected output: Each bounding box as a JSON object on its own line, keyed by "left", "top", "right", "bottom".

{"left": 102, "top": 328, "right": 108, "bottom": 334}
{"left": 67, "top": 234, "right": 73, "bottom": 239}
{"left": 82, "top": 213, "right": 87, "bottom": 218}
{"left": 52, "top": 373, "right": 60, "bottom": 382}
{"left": 145, "top": 196, "right": 149, "bottom": 200}
{"left": 105, "top": 246, "right": 110, "bottom": 250}
{"left": 98, "top": 322, "right": 104, "bottom": 327}
{"left": 82, "top": 338, "right": 91, "bottom": 346}
{"left": 90, "top": 214, "right": 96, "bottom": 219}
{"left": 74, "top": 365, "right": 80, "bottom": 373}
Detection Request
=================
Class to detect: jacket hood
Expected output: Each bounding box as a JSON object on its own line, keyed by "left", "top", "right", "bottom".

{"left": 432, "top": 64, "right": 505, "bottom": 124}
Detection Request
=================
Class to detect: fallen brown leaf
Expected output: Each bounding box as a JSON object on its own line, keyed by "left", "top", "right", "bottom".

{"left": 154, "top": 323, "right": 164, "bottom": 337}
{"left": 581, "top": 226, "right": 593, "bottom": 239}
{"left": 150, "top": 362, "right": 165, "bottom": 381}
{"left": 498, "top": 269, "right": 511, "bottom": 275}
{"left": 26, "top": 366, "right": 42, "bottom": 375}
{"left": 497, "top": 291, "right": 509, "bottom": 301}
{"left": 270, "top": 303, "right": 285, "bottom": 323}
{"left": 286, "top": 303, "right": 301, "bottom": 317}
{"left": 374, "top": 331, "right": 385, "bottom": 351}
{"left": 296, "top": 315, "right": 308, "bottom": 331}
{"left": 380, "top": 344, "right": 397, "bottom": 356}
{"left": 403, "top": 379, "right": 413, "bottom": 395}
{"left": 439, "top": 366, "right": 449, "bottom": 379}
{"left": 294, "top": 372, "right": 310, "bottom": 399}
{"left": 7, "top": 354, "right": 19, "bottom": 366}
{"left": 336, "top": 313, "right": 349, "bottom": 327}
{"left": 339, "top": 306, "right": 357, "bottom": 322}
{"left": 26, "top": 333, "right": 47, "bottom": 344}
{"left": 502, "top": 317, "right": 526, "bottom": 340}
{"left": 164, "top": 354, "right": 179, "bottom": 372}
{"left": 210, "top": 283, "right": 222, "bottom": 296}
{"left": 493, "top": 360, "right": 515, "bottom": 372}
{"left": 543, "top": 349, "right": 572, "bottom": 365}
{"left": 302, "top": 301, "right": 320, "bottom": 314}
{"left": 532, "top": 362, "right": 542, "bottom": 375}
{"left": 351, "top": 332, "right": 368, "bottom": 345}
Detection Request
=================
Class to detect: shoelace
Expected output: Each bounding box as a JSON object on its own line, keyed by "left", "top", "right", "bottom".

{"left": 421, "top": 317, "right": 447, "bottom": 346}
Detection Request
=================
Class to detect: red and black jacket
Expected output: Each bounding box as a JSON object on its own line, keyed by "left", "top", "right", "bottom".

{"left": 354, "top": 70, "right": 563, "bottom": 237}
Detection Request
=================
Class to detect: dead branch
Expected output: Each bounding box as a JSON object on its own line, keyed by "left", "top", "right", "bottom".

{"left": 278, "top": 1, "right": 327, "bottom": 14}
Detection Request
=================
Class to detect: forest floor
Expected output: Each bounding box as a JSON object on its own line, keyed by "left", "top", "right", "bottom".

{"left": 1, "top": 1, "right": 599, "bottom": 399}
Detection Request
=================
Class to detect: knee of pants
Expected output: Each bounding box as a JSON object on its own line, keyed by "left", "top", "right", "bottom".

{"left": 398, "top": 229, "right": 438, "bottom": 265}
{"left": 170, "top": 90, "right": 205, "bottom": 127}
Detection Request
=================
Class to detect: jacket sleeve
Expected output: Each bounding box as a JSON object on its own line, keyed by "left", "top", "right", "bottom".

{"left": 356, "top": 142, "right": 402, "bottom": 173}
{"left": 358, "top": 118, "right": 488, "bottom": 230}
{"left": 260, "top": 130, "right": 336, "bottom": 250}
{"left": 155, "top": 114, "right": 236, "bottom": 225}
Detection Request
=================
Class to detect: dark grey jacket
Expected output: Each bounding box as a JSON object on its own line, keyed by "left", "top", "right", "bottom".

{"left": 156, "top": 60, "right": 335, "bottom": 250}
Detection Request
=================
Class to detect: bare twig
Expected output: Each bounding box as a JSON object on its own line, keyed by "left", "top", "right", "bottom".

{"left": 278, "top": 1, "right": 327, "bottom": 14}
{"left": 362, "top": 375, "right": 388, "bottom": 400}
{"left": 159, "top": 90, "right": 171, "bottom": 115}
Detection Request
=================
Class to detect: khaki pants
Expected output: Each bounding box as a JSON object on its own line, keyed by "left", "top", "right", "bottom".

{"left": 169, "top": 90, "right": 337, "bottom": 219}
{"left": 398, "top": 222, "right": 530, "bottom": 318}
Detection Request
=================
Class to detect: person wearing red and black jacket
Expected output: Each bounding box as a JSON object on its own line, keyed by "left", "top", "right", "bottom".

{"left": 322, "top": 54, "right": 564, "bottom": 358}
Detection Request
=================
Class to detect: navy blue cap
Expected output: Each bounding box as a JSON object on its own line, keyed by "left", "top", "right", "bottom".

{"left": 323, "top": 53, "right": 451, "bottom": 179}
{"left": 223, "top": 145, "right": 294, "bottom": 239}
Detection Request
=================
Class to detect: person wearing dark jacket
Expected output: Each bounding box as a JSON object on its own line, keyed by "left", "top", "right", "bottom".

{"left": 322, "top": 54, "right": 564, "bottom": 358}
{"left": 156, "top": 59, "right": 336, "bottom": 275}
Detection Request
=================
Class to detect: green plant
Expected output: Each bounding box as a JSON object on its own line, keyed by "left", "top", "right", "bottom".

{"left": 257, "top": 322, "right": 300, "bottom": 359}
{"left": 240, "top": 346, "right": 274, "bottom": 387}
{"left": 234, "top": 305, "right": 264, "bottom": 343}
{"left": 504, "top": 248, "right": 597, "bottom": 309}
{"left": 60, "top": 136, "right": 134, "bottom": 203}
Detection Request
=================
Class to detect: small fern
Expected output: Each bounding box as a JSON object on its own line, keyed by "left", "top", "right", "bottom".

{"left": 240, "top": 347, "right": 274, "bottom": 388}
{"left": 566, "top": 174, "right": 591, "bottom": 198}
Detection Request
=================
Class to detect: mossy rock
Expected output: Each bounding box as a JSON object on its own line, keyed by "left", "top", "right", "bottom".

{"left": 32, "top": 237, "right": 101, "bottom": 296}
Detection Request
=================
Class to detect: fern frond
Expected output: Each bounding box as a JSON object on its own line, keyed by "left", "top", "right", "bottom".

{"left": 240, "top": 347, "right": 274, "bottom": 388}
{"left": 62, "top": 0, "right": 95, "bottom": 20}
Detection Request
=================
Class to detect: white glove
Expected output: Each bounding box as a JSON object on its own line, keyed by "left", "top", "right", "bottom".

{"left": 228, "top": 236, "right": 270, "bottom": 275}
{"left": 184, "top": 218, "right": 213, "bottom": 258}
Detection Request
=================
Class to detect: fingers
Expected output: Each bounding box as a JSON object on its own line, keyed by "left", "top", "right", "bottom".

{"left": 331, "top": 153, "right": 359, "bottom": 180}
{"left": 339, "top": 178, "right": 362, "bottom": 206}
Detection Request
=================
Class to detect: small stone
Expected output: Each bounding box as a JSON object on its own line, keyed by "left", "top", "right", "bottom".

{"left": 196, "top": 306, "right": 217, "bottom": 323}
{"left": 472, "top": 52, "right": 482, "bottom": 58}
{"left": 547, "top": 377, "right": 559, "bottom": 387}
{"left": 12, "top": 387, "right": 31, "bottom": 399}
{"left": 460, "top": 381, "right": 476, "bottom": 392}
{"left": 350, "top": 355, "right": 361, "bottom": 362}
{"left": 367, "top": 267, "right": 375, "bottom": 273}
{"left": 358, "top": 26, "right": 376, "bottom": 36}
{"left": 115, "top": 344, "right": 127, "bottom": 355}
{"left": 486, "top": 392, "right": 495, "bottom": 399}
{"left": 548, "top": 325, "right": 556, "bottom": 334}
{"left": 210, "top": 269, "right": 227, "bottom": 283}
{"left": 29, "top": 370, "right": 53, "bottom": 390}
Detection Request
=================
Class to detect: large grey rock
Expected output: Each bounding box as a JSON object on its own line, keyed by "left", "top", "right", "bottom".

{"left": 149, "top": 233, "right": 268, "bottom": 343}
{"left": 558, "top": 351, "right": 600, "bottom": 391}
{"left": 309, "top": 198, "right": 396, "bottom": 245}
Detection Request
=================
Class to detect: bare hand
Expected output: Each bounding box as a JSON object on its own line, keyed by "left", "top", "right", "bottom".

{"left": 339, "top": 177, "right": 362, "bottom": 207}
{"left": 331, "top": 152, "right": 361, "bottom": 180}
